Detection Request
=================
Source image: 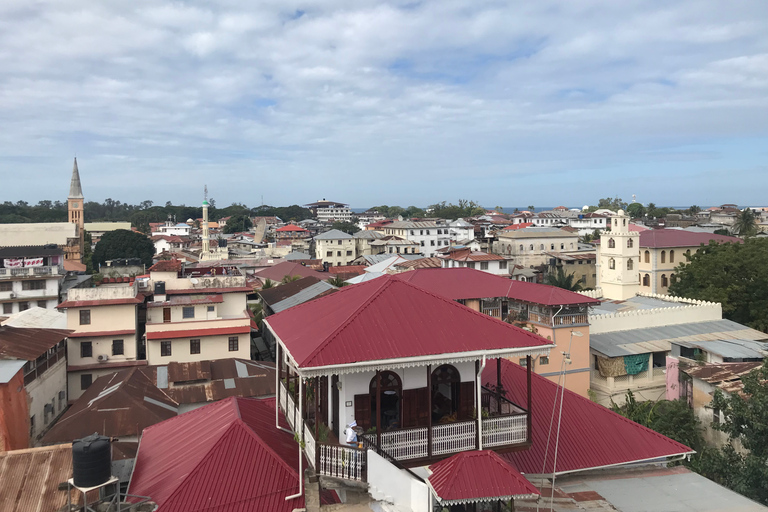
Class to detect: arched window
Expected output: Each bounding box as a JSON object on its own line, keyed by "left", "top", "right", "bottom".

{"left": 529, "top": 244, "right": 534, "bottom": 251}
{"left": 370, "top": 372, "right": 402, "bottom": 431}
{"left": 540, "top": 244, "right": 544, "bottom": 250}
{"left": 643, "top": 274, "right": 650, "bottom": 286}
{"left": 644, "top": 250, "right": 650, "bottom": 263}
{"left": 685, "top": 249, "right": 691, "bottom": 260}
{"left": 550, "top": 244, "right": 555, "bottom": 250}
{"left": 507, "top": 244, "right": 512, "bottom": 254}
{"left": 670, "top": 250, "right": 675, "bottom": 263}
{"left": 432, "top": 365, "right": 460, "bottom": 423}
{"left": 519, "top": 244, "right": 524, "bottom": 252}
{"left": 627, "top": 258, "right": 633, "bottom": 270}
{"left": 623, "top": 219, "right": 626, "bottom": 226}
{"left": 608, "top": 238, "right": 616, "bottom": 248}
{"left": 609, "top": 258, "right": 615, "bottom": 270}
{"left": 560, "top": 243, "right": 564, "bottom": 249}
{"left": 661, "top": 250, "right": 666, "bottom": 263}
{"left": 671, "top": 273, "right": 676, "bottom": 284}
{"left": 661, "top": 274, "right": 668, "bottom": 287}
{"left": 627, "top": 238, "right": 634, "bottom": 248}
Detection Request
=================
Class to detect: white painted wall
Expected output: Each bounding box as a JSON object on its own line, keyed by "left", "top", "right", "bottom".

{"left": 590, "top": 299, "right": 722, "bottom": 334}
{"left": 367, "top": 450, "right": 430, "bottom": 512}
{"left": 27, "top": 357, "right": 67, "bottom": 442}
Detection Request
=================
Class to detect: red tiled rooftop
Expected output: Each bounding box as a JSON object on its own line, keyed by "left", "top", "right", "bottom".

{"left": 639, "top": 229, "right": 741, "bottom": 248}
{"left": 149, "top": 259, "right": 183, "bottom": 272}
{"left": 57, "top": 296, "right": 144, "bottom": 309}
{"left": 275, "top": 224, "right": 309, "bottom": 232}
{"left": 265, "top": 275, "right": 552, "bottom": 369}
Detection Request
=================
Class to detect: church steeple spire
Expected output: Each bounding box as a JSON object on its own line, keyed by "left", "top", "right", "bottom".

{"left": 69, "top": 157, "right": 84, "bottom": 199}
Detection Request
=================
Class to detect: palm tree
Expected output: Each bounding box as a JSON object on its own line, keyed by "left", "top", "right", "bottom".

{"left": 733, "top": 209, "right": 757, "bottom": 237}
{"left": 281, "top": 274, "right": 302, "bottom": 284}
{"left": 327, "top": 276, "right": 348, "bottom": 287}
{"left": 261, "top": 278, "right": 275, "bottom": 289}
{"left": 688, "top": 205, "right": 701, "bottom": 215}
{"left": 546, "top": 267, "right": 584, "bottom": 292}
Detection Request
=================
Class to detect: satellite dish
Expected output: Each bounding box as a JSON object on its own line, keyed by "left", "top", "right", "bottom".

{"left": 191, "top": 278, "right": 199, "bottom": 284}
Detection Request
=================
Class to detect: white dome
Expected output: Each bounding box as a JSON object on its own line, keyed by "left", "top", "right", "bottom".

{"left": 618, "top": 209, "right": 625, "bottom": 216}
{"left": 582, "top": 205, "right": 589, "bottom": 211}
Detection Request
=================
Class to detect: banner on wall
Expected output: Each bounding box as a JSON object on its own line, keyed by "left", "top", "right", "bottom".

{"left": 3, "top": 259, "right": 23, "bottom": 268}
{"left": 23, "top": 258, "right": 44, "bottom": 267}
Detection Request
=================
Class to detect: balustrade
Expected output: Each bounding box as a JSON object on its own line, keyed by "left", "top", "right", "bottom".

{"left": 318, "top": 444, "right": 365, "bottom": 481}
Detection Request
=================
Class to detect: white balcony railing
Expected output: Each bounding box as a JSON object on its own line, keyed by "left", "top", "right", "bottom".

{"left": 483, "top": 414, "right": 527, "bottom": 447}
{"left": 591, "top": 368, "right": 667, "bottom": 392}
{"left": 318, "top": 444, "right": 365, "bottom": 481}
{"left": 304, "top": 422, "right": 316, "bottom": 470}
{"left": 0, "top": 266, "right": 63, "bottom": 278}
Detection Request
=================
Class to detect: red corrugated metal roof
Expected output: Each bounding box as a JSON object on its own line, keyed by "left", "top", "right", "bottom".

{"left": 265, "top": 275, "right": 551, "bottom": 369}
{"left": 503, "top": 222, "right": 534, "bottom": 230}
{"left": 149, "top": 259, "right": 183, "bottom": 272}
{"left": 639, "top": 229, "right": 742, "bottom": 248}
{"left": 396, "top": 268, "right": 599, "bottom": 306}
{"left": 146, "top": 325, "right": 250, "bottom": 340}
{"left": 429, "top": 451, "right": 540, "bottom": 503}
{"left": 57, "top": 296, "right": 143, "bottom": 308}
{"left": 0, "top": 327, "right": 70, "bottom": 360}
{"left": 68, "top": 328, "right": 135, "bottom": 338}
{"left": 485, "top": 359, "right": 693, "bottom": 475}
{"left": 275, "top": 224, "right": 309, "bottom": 232}
{"left": 128, "top": 397, "right": 312, "bottom": 512}
{"left": 328, "top": 265, "right": 366, "bottom": 275}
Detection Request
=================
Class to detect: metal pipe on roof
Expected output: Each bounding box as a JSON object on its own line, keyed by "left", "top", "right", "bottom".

{"left": 476, "top": 355, "right": 486, "bottom": 450}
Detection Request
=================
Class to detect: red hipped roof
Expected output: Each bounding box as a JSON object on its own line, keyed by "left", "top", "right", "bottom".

{"left": 428, "top": 451, "right": 540, "bottom": 504}
{"left": 129, "top": 397, "right": 336, "bottom": 512}
{"left": 486, "top": 359, "right": 693, "bottom": 475}
{"left": 396, "top": 268, "right": 599, "bottom": 307}
{"left": 275, "top": 224, "right": 309, "bottom": 232}
{"left": 265, "top": 275, "right": 551, "bottom": 369}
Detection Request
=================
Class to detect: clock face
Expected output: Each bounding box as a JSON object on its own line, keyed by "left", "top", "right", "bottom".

{"left": 72, "top": 202, "right": 78, "bottom": 208}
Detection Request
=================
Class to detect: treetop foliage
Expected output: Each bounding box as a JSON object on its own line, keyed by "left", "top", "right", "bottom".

{"left": 427, "top": 200, "right": 485, "bottom": 219}
{"left": 668, "top": 238, "right": 768, "bottom": 332}
{"left": 92, "top": 229, "right": 155, "bottom": 268}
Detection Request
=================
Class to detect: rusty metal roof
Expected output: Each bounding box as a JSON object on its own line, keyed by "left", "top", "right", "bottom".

{"left": 140, "top": 359, "right": 275, "bottom": 406}
{"left": 41, "top": 368, "right": 178, "bottom": 445}
{"left": 0, "top": 326, "right": 70, "bottom": 360}
{"left": 0, "top": 444, "right": 79, "bottom": 512}
{"left": 685, "top": 362, "right": 763, "bottom": 395}
{"left": 147, "top": 294, "right": 224, "bottom": 308}
{"left": 258, "top": 276, "right": 323, "bottom": 305}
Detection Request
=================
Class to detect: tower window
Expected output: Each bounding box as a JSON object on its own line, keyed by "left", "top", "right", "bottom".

{"left": 609, "top": 258, "right": 615, "bottom": 270}
{"left": 608, "top": 238, "right": 616, "bottom": 249}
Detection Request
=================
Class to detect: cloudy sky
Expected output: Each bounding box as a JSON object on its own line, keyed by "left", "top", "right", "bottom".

{"left": 1, "top": 1, "right": 766, "bottom": 208}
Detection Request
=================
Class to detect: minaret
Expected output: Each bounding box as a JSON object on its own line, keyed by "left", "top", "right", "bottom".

{"left": 202, "top": 186, "right": 210, "bottom": 255}
{"left": 67, "top": 157, "right": 85, "bottom": 261}
{"left": 597, "top": 210, "right": 640, "bottom": 300}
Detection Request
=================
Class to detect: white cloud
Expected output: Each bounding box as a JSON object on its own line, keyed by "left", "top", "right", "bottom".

{"left": 0, "top": 0, "right": 766, "bottom": 207}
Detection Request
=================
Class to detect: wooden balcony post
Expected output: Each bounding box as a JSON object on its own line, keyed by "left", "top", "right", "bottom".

{"left": 526, "top": 355, "right": 532, "bottom": 444}
{"left": 475, "top": 359, "right": 481, "bottom": 450}
{"left": 427, "top": 364, "right": 432, "bottom": 458}
{"left": 496, "top": 357, "right": 502, "bottom": 415}
{"left": 315, "top": 376, "right": 321, "bottom": 469}
{"left": 299, "top": 376, "right": 305, "bottom": 422}
{"left": 376, "top": 370, "right": 382, "bottom": 450}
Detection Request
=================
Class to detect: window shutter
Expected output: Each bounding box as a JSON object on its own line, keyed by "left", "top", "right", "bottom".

{"left": 354, "top": 394, "right": 371, "bottom": 430}
{"left": 401, "top": 387, "right": 429, "bottom": 428}
{"left": 457, "top": 381, "right": 475, "bottom": 421}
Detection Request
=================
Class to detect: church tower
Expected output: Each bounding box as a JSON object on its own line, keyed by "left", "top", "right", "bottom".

{"left": 597, "top": 210, "right": 640, "bottom": 300}
{"left": 67, "top": 157, "right": 85, "bottom": 261}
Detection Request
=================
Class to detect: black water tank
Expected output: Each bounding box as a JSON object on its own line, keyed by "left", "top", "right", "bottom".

{"left": 154, "top": 281, "right": 166, "bottom": 295}
{"left": 72, "top": 433, "right": 112, "bottom": 488}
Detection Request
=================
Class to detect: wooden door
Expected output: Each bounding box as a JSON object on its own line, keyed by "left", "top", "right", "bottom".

{"left": 163, "top": 308, "right": 171, "bottom": 323}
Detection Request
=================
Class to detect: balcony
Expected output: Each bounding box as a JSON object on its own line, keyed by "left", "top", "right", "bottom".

{"left": 590, "top": 367, "right": 667, "bottom": 405}
{"left": 278, "top": 380, "right": 528, "bottom": 482}
{"left": 0, "top": 266, "right": 64, "bottom": 279}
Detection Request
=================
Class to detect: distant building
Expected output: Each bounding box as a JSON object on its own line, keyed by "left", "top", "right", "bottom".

{"left": 597, "top": 210, "right": 640, "bottom": 301}
{"left": 382, "top": 220, "right": 453, "bottom": 257}
{"left": 304, "top": 199, "right": 352, "bottom": 222}
{"left": 438, "top": 248, "right": 509, "bottom": 276}
{"left": 314, "top": 229, "right": 356, "bottom": 266}
{"left": 274, "top": 224, "right": 310, "bottom": 240}
{"left": 0, "top": 245, "right": 66, "bottom": 316}
{"left": 494, "top": 227, "right": 580, "bottom": 268}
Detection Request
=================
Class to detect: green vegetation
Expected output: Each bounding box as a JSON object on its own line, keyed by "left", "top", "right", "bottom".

{"left": 330, "top": 220, "right": 360, "bottom": 235}
{"left": 252, "top": 204, "right": 313, "bottom": 222}
{"left": 92, "top": 229, "right": 155, "bottom": 268}
{"left": 369, "top": 205, "right": 426, "bottom": 219}
{"left": 223, "top": 214, "right": 253, "bottom": 234}
{"left": 668, "top": 238, "right": 768, "bottom": 331}
{"left": 625, "top": 202, "right": 646, "bottom": 218}
{"left": 327, "top": 276, "right": 349, "bottom": 287}
{"left": 732, "top": 208, "right": 758, "bottom": 237}
{"left": 427, "top": 200, "right": 485, "bottom": 219}
{"left": 545, "top": 267, "right": 583, "bottom": 291}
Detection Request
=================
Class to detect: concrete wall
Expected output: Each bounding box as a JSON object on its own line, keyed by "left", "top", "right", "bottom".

{"left": 316, "top": 238, "right": 356, "bottom": 267}
{"left": 67, "top": 366, "right": 133, "bottom": 402}
{"left": 146, "top": 333, "right": 249, "bottom": 365}
{"left": 590, "top": 297, "right": 722, "bottom": 334}
{"left": 0, "top": 369, "right": 30, "bottom": 450}
{"left": 367, "top": 450, "right": 430, "bottom": 512}
{"left": 26, "top": 357, "right": 67, "bottom": 442}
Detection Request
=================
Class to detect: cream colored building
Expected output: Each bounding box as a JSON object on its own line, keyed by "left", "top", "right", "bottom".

{"left": 58, "top": 283, "right": 143, "bottom": 401}
{"left": 144, "top": 262, "right": 251, "bottom": 366}
{"left": 596, "top": 211, "right": 640, "bottom": 301}
{"left": 314, "top": 229, "right": 356, "bottom": 267}
{"left": 637, "top": 229, "right": 742, "bottom": 294}
{"left": 493, "top": 227, "right": 580, "bottom": 268}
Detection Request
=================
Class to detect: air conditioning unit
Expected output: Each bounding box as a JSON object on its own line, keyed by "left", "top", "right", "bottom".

{"left": 97, "top": 354, "right": 109, "bottom": 363}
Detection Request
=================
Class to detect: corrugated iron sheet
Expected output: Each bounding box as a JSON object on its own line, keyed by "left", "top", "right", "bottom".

{"left": 0, "top": 327, "right": 70, "bottom": 360}
{"left": 129, "top": 397, "right": 307, "bottom": 512}
{"left": 429, "top": 451, "right": 540, "bottom": 502}
{"left": 485, "top": 359, "right": 692, "bottom": 475}
{"left": 266, "top": 275, "right": 552, "bottom": 369}
{"left": 0, "top": 444, "right": 81, "bottom": 512}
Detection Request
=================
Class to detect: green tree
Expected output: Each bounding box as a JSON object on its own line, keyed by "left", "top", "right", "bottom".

{"left": 92, "top": 229, "right": 154, "bottom": 268}
{"left": 428, "top": 200, "right": 485, "bottom": 219}
{"left": 331, "top": 220, "right": 359, "bottom": 235}
{"left": 545, "top": 267, "right": 583, "bottom": 291}
{"left": 688, "top": 205, "right": 701, "bottom": 215}
{"left": 597, "top": 197, "right": 627, "bottom": 211}
{"left": 668, "top": 238, "right": 768, "bottom": 331}
{"left": 82, "top": 230, "right": 94, "bottom": 274}
{"left": 733, "top": 209, "right": 757, "bottom": 237}
{"left": 223, "top": 214, "right": 253, "bottom": 234}
{"left": 281, "top": 274, "right": 302, "bottom": 284}
{"left": 703, "top": 361, "right": 768, "bottom": 505}
{"left": 261, "top": 278, "right": 275, "bottom": 289}
{"left": 626, "top": 202, "right": 646, "bottom": 218}
{"left": 327, "top": 276, "right": 349, "bottom": 287}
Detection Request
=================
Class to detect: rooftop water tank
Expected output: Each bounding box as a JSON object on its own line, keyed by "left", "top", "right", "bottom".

{"left": 72, "top": 433, "right": 112, "bottom": 488}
